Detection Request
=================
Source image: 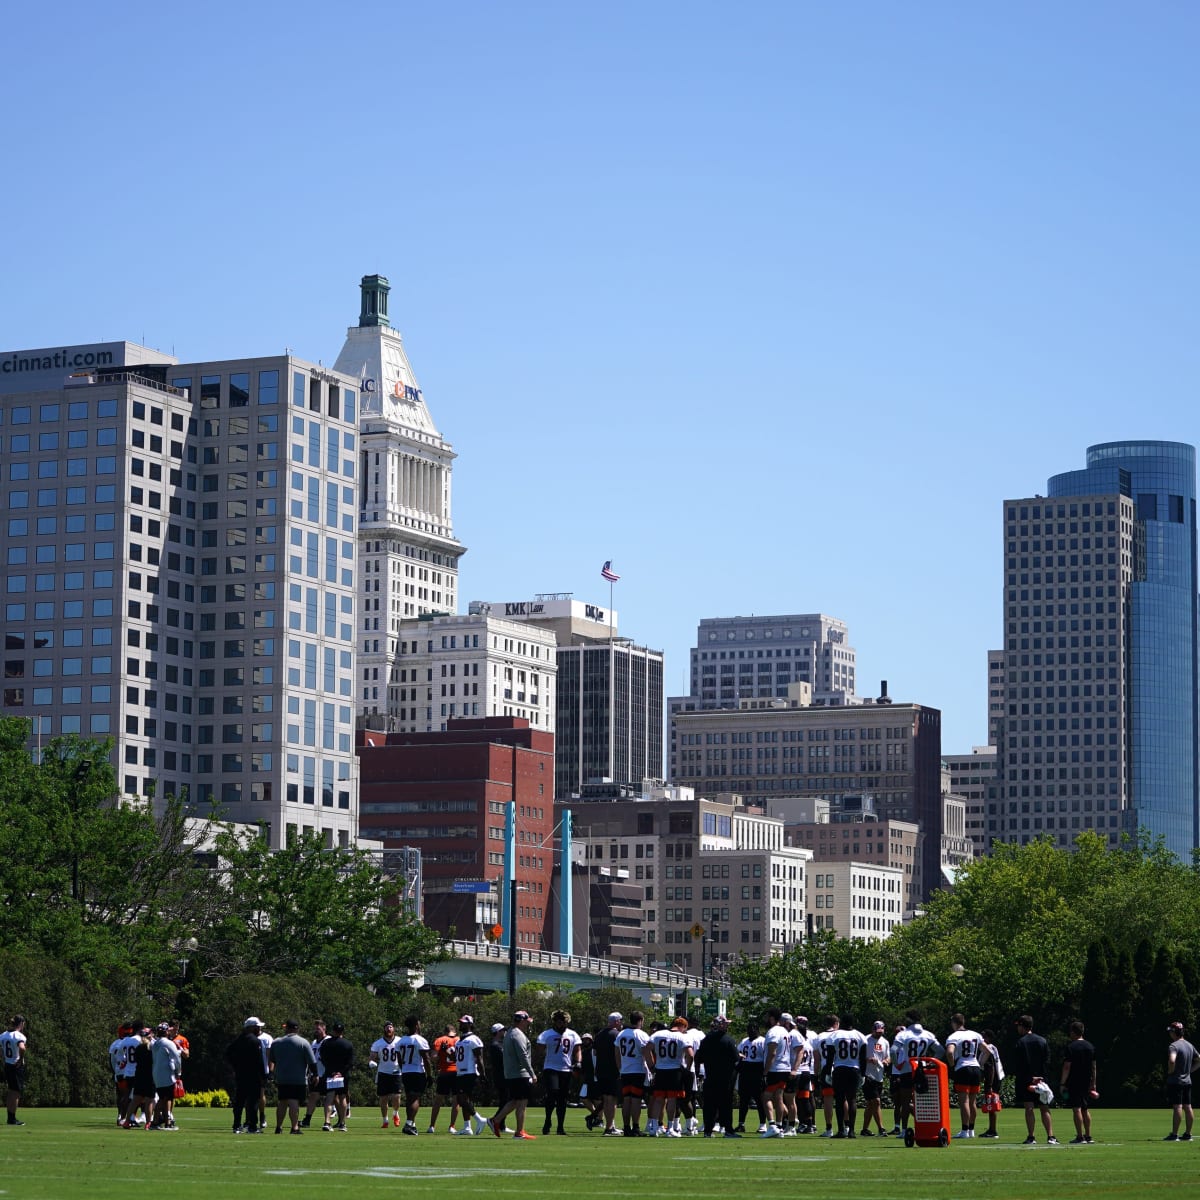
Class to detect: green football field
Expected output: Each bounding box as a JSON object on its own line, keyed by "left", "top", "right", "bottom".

{"left": 0, "top": 1106, "right": 1195, "bottom": 1199}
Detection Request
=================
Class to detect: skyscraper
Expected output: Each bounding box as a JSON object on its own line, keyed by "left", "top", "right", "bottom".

{"left": 332, "top": 275, "right": 466, "bottom": 727}
{"left": 0, "top": 340, "right": 361, "bottom": 849}
{"left": 994, "top": 441, "right": 1199, "bottom": 859}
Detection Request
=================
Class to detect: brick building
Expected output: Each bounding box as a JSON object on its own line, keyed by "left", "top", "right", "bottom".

{"left": 357, "top": 716, "right": 553, "bottom": 946}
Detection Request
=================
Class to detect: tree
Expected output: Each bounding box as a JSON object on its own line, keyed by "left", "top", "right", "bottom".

{"left": 0, "top": 719, "right": 219, "bottom": 989}
{"left": 203, "top": 827, "right": 445, "bottom": 988}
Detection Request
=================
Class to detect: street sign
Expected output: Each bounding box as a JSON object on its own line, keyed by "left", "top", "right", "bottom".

{"left": 452, "top": 880, "right": 492, "bottom": 894}
{"left": 690, "top": 922, "right": 705, "bottom": 940}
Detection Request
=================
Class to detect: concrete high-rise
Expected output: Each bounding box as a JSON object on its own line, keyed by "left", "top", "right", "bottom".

{"left": 0, "top": 340, "right": 361, "bottom": 848}
{"left": 333, "top": 276, "right": 465, "bottom": 727}
{"left": 668, "top": 613, "right": 857, "bottom": 781}
{"left": 471, "top": 596, "right": 664, "bottom": 798}
{"left": 672, "top": 690, "right": 945, "bottom": 901}
{"left": 994, "top": 442, "right": 1200, "bottom": 858}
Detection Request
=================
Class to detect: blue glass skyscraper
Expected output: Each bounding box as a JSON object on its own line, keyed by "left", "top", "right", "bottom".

{"left": 994, "top": 441, "right": 1199, "bottom": 860}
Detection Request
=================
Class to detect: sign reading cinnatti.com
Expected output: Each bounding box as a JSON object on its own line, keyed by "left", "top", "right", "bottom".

{"left": 0, "top": 341, "right": 176, "bottom": 395}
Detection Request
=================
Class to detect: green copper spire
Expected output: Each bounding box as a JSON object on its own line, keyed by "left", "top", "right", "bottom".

{"left": 358, "top": 274, "right": 391, "bottom": 328}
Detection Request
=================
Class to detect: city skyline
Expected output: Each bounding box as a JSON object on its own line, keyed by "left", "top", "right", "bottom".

{"left": 3, "top": 3, "right": 1199, "bottom": 756}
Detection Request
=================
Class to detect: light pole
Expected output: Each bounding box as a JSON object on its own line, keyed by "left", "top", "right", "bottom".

{"left": 508, "top": 880, "right": 532, "bottom": 996}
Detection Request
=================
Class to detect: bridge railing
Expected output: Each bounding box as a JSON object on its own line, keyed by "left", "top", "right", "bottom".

{"left": 443, "top": 938, "right": 707, "bottom": 991}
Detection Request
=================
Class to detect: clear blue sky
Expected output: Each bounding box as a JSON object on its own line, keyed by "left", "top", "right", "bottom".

{"left": 3, "top": 1, "right": 1198, "bottom": 754}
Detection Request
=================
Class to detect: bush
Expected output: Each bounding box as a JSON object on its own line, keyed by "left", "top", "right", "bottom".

{"left": 175, "top": 1089, "right": 230, "bottom": 1108}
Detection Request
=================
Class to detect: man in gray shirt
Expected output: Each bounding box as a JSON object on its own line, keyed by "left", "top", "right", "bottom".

{"left": 150, "top": 1024, "right": 183, "bottom": 1129}
{"left": 1164, "top": 1021, "right": 1196, "bottom": 1141}
{"left": 269, "top": 1020, "right": 318, "bottom": 1135}
{"left": 488, "top": 1010, "right": 538, "bottom": 1140}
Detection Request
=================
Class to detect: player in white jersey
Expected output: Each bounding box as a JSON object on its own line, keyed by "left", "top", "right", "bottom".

{"left": 118, "top": 1025, "right": 143, "bottom": 1125}
{"left": 369, "top": 1021, "right": 404, "bottom": 1128}
{"left": 778, "top": 1014, "right": 807, "bottom": 1135}
{"left": 616, "top": 1011, "right": 651, "bottom": 1136}
{"left": 397, "top": 1015, "right": 433, "bottom": 1135}
{"left": 256, "top": 1027, "right": 274, "bottom": 1131}
{"left": 1, "top": 1016, "right": 28, "bottom": 1127}
{"left": 792, "top": 1017, "right": 817, "bottom": 1134}
{"left": 736, "top": 1021, "right": 766, "bottom": 1132}
{"left": 301, "top": 1020, "right": 328, "bottom": 1129}
{"left": 108, "top": 1024, "right": 133, "bottom": 1125}
{"left": 644, "top": 1018, "right": 694, "bottom": 1136}
{"left": 812, "top": 1016, "right": 842, "bottom": 1136}
{"left": 760, "top": 1008, "right": 792, "bottom": 1136}
{"left": 450, "top": 1015, "right": 490, "bottom": 1135}
{"left": 677, "top": 1020, "right": 705, "bottom": 1135}
{"left": 536, "top": 1010, "right": 582, "bottom": 1136}
{"left": 860, "top": 1020, "right": 891, "bottom": 1136}
{"left": 891, "top": 1010, "right": 942, "bottom": 1137}
{"left": 827, "top": 1018, "right": 867, "bottom": 1138}
{"left": 945, "top": 1013, "right": 986, "bottom": 1137}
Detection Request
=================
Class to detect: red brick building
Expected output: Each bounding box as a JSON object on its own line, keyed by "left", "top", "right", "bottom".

{"left": 357, "top": 717, "right": 554, "bottom": 947}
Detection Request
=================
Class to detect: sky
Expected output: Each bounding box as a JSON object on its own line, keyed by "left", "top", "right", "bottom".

{"left": 2, "top": 1, "right": 1198, "bottom": 754}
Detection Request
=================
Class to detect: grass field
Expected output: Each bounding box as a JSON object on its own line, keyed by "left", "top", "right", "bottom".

{"left": 0, "top": 1106, "right": 1195, "bottom": 1200}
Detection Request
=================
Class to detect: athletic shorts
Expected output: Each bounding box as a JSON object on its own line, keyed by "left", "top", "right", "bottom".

{"left": 739, "top": 1066, "right": 764, "bottom": 1094}
{"left": 277, "top": 1082, "right": 307, "bottom": 1103}
{"left": 783, "top": 1074, "right": 799, "bottom": 1095}
{"left": 891, "top": 1074, "right": 913, "bottom": 1094}
{"left": 543, "top": 1068, "right": 572, "bottom": 1095}
{"left": 820, "top": 1072, "right": 835, "bottom": 1097}
{"left": 435, "top": 1071, "right": 457, "bottom": 1097}
{"left": 506, "top": 1077, "right": 533, "bottom": 1101}
{"left": 402, "top": 1071, "right": 428, "bottom": 1097}
{"left": 765, "top": 1070, "right": 790, "bottom": 1093}
{"left": 832, "top": 1066, "right": 860, "bottom": 1095}
{"left": 376, "top": 1073, "right": 402, "bottom": 1097}
{"left": 1062, "top": 1084, "right": 1088, "bottom": 1110}
{"left": 1167, "top": 1082, "right": 1193, "bottom": 1106}
{"left": 653, "top": 1068, "right": 684, "bottom": 1098}
{"left": 795, "top": 1071, "right": 814, "bottom": 1099}
{"left": 454, "top": 1075, "right": 478, "bottom": 1098}
{"left": 596, "top": 1076, "right": 621, "bottom": 1099}
{"left": 155, "top": 1084, "right": 176, "bottom": 1105}
{"left": 621, "top": 1072, "right": 647, "bottom": 1098}
{"left": 863, "top": 1077, "right": 883, "bottom": 1100}
{"left": 953, "top": 1066, "right": 981, "bottom": 1094}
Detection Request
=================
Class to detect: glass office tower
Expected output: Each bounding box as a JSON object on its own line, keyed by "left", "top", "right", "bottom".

{"left": 995, "top": 441, "right": 1198, "bottom": 860}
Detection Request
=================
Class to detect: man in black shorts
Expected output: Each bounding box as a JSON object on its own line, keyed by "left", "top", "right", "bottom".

{"left": 1060, "top": 1019, "right": 1096, "bottom": 1144}
{"left": 1164, "top": 1021, "right": 1196, "bottom": 1141}
{"left": 1013, "top": 1014, "right": 1058, "bottom": 1145}
{"left": 592, "top": 1012, "right": 623, "bottom": 1136}
{"left": 320, "top": 1021, "right": 355, "bottom": 1132}
{"left": 1, "top": 1015, "right": 27, "bottom": 1127}
{"left": 577, "top": 1032, "right": 601, "bottom": 1129}
{"left": 736, "top": 1020, "right": 765, "bottom": 1133}
{"left": 268, "top": 1020, "right": 317, "bottom": 1135}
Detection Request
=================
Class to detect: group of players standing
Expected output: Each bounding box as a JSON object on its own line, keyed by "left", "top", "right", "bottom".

{"left": 78, "top": 1003, "right": 1198, "bottom": 1147}
{"left": 106, "top": 1019, "right": 188, "bottom": 1130}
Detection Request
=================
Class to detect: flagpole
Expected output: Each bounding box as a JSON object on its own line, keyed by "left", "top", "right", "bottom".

{"left": 608, "top": 575, "right": 614, "bottom": 782}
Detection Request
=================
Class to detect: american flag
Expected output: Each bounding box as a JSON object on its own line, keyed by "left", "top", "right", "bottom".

{"left": 601, "top": 560, "right": 620, "bottom": 583}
